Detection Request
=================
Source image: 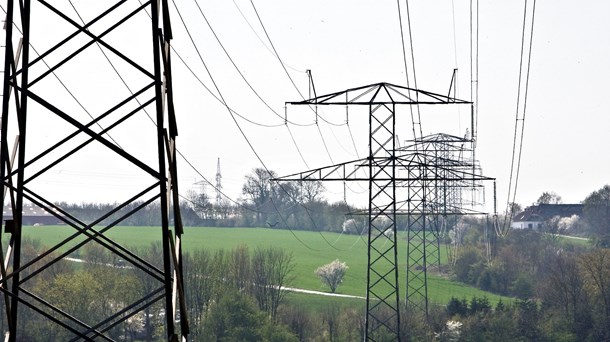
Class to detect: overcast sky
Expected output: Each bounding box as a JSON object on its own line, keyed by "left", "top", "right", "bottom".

{"left": 3, "top": 0, "right": 610, "bottom": 213}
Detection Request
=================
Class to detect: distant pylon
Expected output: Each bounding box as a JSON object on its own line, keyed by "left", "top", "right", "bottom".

{"left": 216, "top": 157, "right": 222, "bottom": 206}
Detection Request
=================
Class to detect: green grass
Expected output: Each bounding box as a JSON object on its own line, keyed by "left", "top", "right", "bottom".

{"left": 557, "top": 234, "right": 590, "bottom": 247}
{"left": 17, "top": 225, "right": 510, "bottom": 305}
{"left": 283, "top": 292, "right": 364, "bottom": 313}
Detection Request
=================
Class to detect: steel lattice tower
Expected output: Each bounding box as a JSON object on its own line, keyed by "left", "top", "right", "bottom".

{"left": 276, "top": 82, "right": 480, "bottom": 341}
{"left": 396, "top": 133, "right": 491, "bottom": 316}
{"left": 0, "top": 1, "right": 187, "bottom": 340}
{"left": 215, "top": 157, "right": 222, "bottom": 207}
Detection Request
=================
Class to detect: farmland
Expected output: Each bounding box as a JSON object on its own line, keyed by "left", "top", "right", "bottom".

{"left": 18, "top": 225, "right": 509, "bottom": 305}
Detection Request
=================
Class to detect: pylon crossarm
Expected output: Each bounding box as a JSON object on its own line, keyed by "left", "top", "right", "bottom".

{"left": 287, "top": 82, "right": 472, "bottom": 106}
{"left": 273, "top": 157, "right": 369, "bottom": 182}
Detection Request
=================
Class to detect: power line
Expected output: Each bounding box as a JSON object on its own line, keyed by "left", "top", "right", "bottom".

{"left": 170, "top": 45, "right": 285, "bottom": 128}
{"left": 286, "top": 124, "right": 310, "bottom": 169}
{"left": 248, "top": 0, "right": 346, "bottom": 128}
{"left": 190, "top": 0, "right": 318, "bottom": 128}
{"left": 171, "top": 1, "right": 342, "bottom": 250}
{"left": 230, "top": 0, "right": 305, "bottom": 73}
{"left": 249, "top": 0, "right": 308, "bottom": 104}
{"left": 245, "top": 1, "right": 366, "bottom": 198}
{"left": 68, "top": 1, "right": 363, "bottom": 251}
{"left": 0, "top": 4, "right": 123, "bottom": 148}
{"left": 502, "top": 0, "right": 537, "bottom": 234}
{"left": 63, "top": 1, "right": 267, "bottom": 217}
{"left": 405, "top": 0, "right": 423, "bottom": 140}
{"left": 397, "top": 0, "right": 423, "bottom": 148}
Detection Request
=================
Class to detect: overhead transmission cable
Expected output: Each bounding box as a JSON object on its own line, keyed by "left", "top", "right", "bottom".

{"left": 230, "top": 0, "right": 304, "bottom": 73}
{"left": 129, "top": 0, "right": 335, "bottom": 249}
{"left": 1, "top": 4, "right": 122, "bottom": 149}
{"left": 396, "top": 0, "right": 423, "bottom": 147}
{"left": 501, "top": 0, "right": 537, "bottom": 235}
{"left": 470, "top": 0, "right": 480, "bottom": 140}
{"left": 63, "top": 2, "right": 267, "bottom": 216}
{"left": 171, "top": 1, "right": 341, "bottom": 251}
{"left": 286, "top": 124, "right": 310, "bottom": 169}
{"left": 130, "top": 0, "right": 285, "bottom": 128}
{"left": 26, "top": 1, "right": 312, "bottom": 234}
{"left": 405, "top": 0, "right": 423, "bottom": 140}
{"left": 191, "top": 0, "right": 343, "bottom": 172}
{"left": 450, "top": 0, "right": 463, "bottom": 133}
{"left": 249, "top": 0, "right": 371, "bottom": 202}
{"left": 191, "top": 0, "right": 316, "bottom": 128}
{"left": 248, "top": 0, "right": 346, "bottom": 128}
{"left": 169, "top": 47, "right": 283, "bottom": 128}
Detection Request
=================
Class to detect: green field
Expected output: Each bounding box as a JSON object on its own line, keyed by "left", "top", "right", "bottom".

{"left": 16, "top": 225, "right": 509, "bottom": 305}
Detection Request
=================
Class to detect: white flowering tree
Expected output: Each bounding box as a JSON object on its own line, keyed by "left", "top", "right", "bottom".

{"left": 315, "top": 259, "right": 348, "bottom": 293}
{"left": 435, "top": 320, "right": 463, "bottom": 341}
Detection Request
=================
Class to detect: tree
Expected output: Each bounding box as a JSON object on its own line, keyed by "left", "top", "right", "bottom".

{"left": 541, "top": 215, "right": 562, "bottom": 241}
{"left": 583, "top": 185, "right": 610, "bottom": 246}
{"left": 38, "top": 271, "right": 106, "bottom": 339}
{"left": 315, "top": 259, "right": 348, "bottom": 293}
{"left": 229, "top": 244, "right": 251, "bottom": 292}
{"left": 203, "top": 290, "right": 297, "bottom": 342}
{"left": 580, "top": 249, "right": 610, "bottom": 339}
{"left": 299, "top": 180, "right": 325, "bottom": 203}
{"left": 242, "top": 168, "right": 278, "bottom": 224}
{"left": 535, "top": 191, "right": 563, "bottom": 205}
{"left": 203, "top": 291, "right": 263, "bottom": 341}
{"left": 184, "top": 249, "right": 219, "bottom": 339}
{"left": 453, "top": 246, "right": 482, "bottom": 283}
{"left": 446, "top": 297, "right": 469, "bottom": 317}
{"left": 538, "top": 251, "right": 591, "bottom": 339}
{"left": 187, "top": 189, "right": 212, "bottom": 219}
{"left": 250, "top": 247, "right": 294, "bottom": 322}
{"left": 502, "top": 202, "right": 522, "bottom": 219}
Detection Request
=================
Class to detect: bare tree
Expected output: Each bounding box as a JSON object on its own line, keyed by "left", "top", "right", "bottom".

{"left": 229, "top": 244, "right": 251, "bottom": 291}
{"left": 300, "top": 180, "right": 325, "bottom": 203}
{"left": 187, "top": 189, "right": 212, "bottom": 219}
{"left": 535, "top": 191, "right": 563, "bottom": 205}
{"left": 250, "top": 247, "right": 294, "bottom": 322}
{"left": 241, "top": 168, "right": 278, "bottom": 224}
{"left": 315, "top": 259, "right": 348, "bottom": 293}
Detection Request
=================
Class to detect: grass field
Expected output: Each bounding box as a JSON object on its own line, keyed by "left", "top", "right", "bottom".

{"left": 16, "top": 225, "right": 510, "bottom": 305}
{"left": 557, "top": 234, "right": 590, "bottom": 247}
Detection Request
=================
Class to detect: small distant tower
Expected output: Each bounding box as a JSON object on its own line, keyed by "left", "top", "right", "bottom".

{"left": 215, "top": 158, "right": 222, "bottom": 206}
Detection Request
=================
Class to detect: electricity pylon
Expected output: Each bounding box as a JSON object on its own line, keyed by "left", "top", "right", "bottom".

{"left": 216, "top": 157, "right": 222, "bottom": 207}
{"left": 275, "top": 82, "right": 490, "bottom": 341}
{"left": 395, "top": 133, "right": 491, "bottom": 316}
{"left": 0, "top": 1, "right": 187, "bottom": 340}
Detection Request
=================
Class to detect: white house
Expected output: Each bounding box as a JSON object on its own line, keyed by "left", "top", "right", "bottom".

{"left": 511, "top": 204, "right": 583, "bottom": 230}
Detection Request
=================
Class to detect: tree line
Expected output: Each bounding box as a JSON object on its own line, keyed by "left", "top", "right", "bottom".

{"left": 57, "top": 167, "right": 361, "bottom": 231}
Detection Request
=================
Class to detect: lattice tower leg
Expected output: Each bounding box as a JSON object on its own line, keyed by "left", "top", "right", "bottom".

{"left": 0, "top": 1, "right": 187, "bottom": 340}
{"left": 365, "top": 103, "right": 400, "bottom": 341}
